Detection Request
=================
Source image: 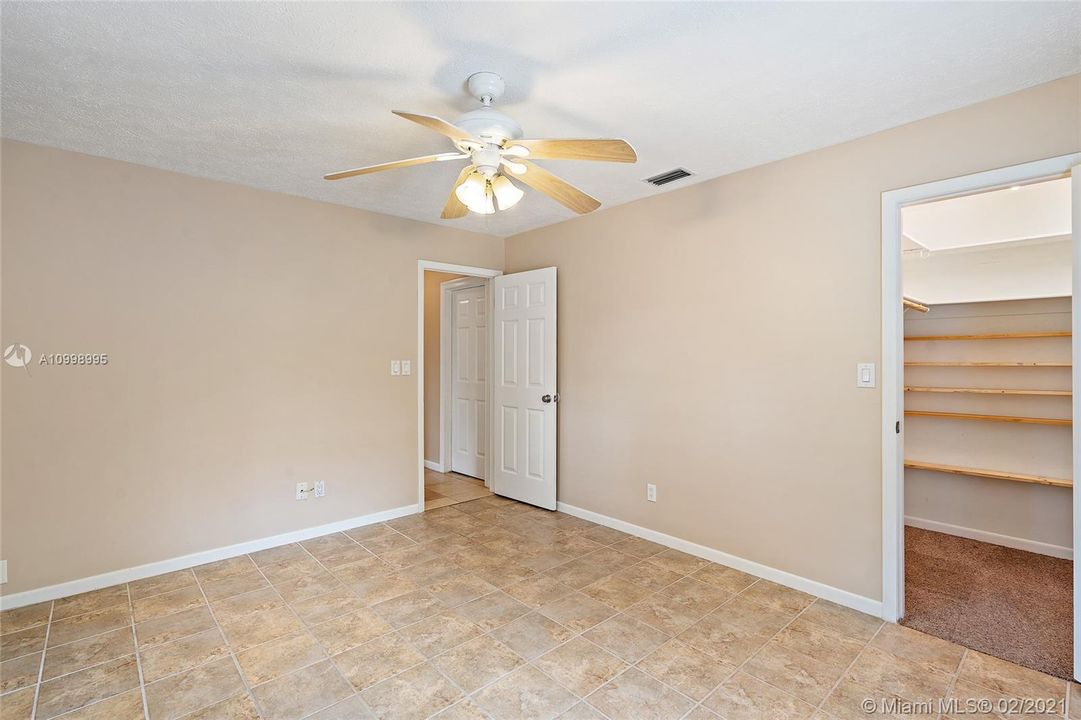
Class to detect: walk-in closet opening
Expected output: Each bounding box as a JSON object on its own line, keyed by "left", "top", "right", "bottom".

{"left": 899, "top": 175, "right": 1074, "bottom": 678}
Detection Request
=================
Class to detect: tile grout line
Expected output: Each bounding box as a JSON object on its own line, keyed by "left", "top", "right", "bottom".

{"left": 26, "top": 551, "right": 488, "bottom": 694}
{"left": 125, "top": 583, "right": 152, "bottom": 720}
{"left": 289, "top": 526, "right": 383, "bottom": 718}
{"left": 941, "top": 647, "right": 968, "bottom": 715}
{"left": 680, "top": 584, "right": 820, "bottom": 719}
{"left": 246, "top": 543, "right": 374, "bottom": 719}
{"left": 809, "top": 611, "right": 888, "bottom": 718}
{"left": 192, "top": 559, "right": 267, "bottom": 719}
{"left": 26, "top": 573, "right": 207, "bottom": 668}
{"left": 28, "top": 600, "right": 54, "bottom": 720}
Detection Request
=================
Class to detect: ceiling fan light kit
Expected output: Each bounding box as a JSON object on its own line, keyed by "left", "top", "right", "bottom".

{"left": 325, "top": 71, "right": 637, "bottom": 219}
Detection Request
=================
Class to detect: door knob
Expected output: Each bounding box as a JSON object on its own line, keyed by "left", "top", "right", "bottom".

{"left": 542, "top": 393, "right": 560, "bottom": 404}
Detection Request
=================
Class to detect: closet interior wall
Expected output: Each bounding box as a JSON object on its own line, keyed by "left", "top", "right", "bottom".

{"left": 904, "top": 297, "right": 1072, "bottom": 556}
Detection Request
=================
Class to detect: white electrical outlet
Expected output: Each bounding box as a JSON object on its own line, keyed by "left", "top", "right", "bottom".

{"left": 401, "top": 360, "right": 411, "bottom": 376}
{"left": 390, "top": 360, "right": 401, "bottom": 376}
{"left": 647, "top": 484, "right": 657, "bottom": 502}
{"left": 296, "top": 482, "right": 310, "bottom": 500}
{"left": 314, "top": 481, "right": 326, "bottom": 498}
{"left": 0, "top": 560, "right": 7, "bottom": 584}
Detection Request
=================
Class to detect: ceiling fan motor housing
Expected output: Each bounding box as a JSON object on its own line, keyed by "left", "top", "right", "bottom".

{"left": 471, "top": 146, "right": 503, "bottom": 177}
{"left": 454, "top": 107, "right": 523, "bottom": 148}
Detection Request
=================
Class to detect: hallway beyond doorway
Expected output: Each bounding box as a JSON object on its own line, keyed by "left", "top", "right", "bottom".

{"left": 425, "top": 469, "right": 492, "bottom": 509}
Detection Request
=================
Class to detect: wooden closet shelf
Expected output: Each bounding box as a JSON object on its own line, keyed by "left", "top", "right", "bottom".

{"left": 904, "top": 460, "right": 1072, "bottom": 489}
{"left": 905, "top": 410, "right": 1071, "bottom": 426}
{"left": 904, "top": 332, "right": 1071, "bottom": 341}
{"left": 904, "top": 361, "right": 1071, "bottom": 367}
{"left": 904, "top": 386, "right": 1071, "bottom": 396}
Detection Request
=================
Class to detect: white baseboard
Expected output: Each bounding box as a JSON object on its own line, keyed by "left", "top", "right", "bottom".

{"left": 905, "top": 515, "right": 1073, "bottom": 560}
{"left": 0, "top": 504, "right": 420, "bottom": 610}
{"left": 556, "top": 502, "right": 883, "bottom": 618}
{"left": 424, "top": 460, "right": 446, "bottom": 473}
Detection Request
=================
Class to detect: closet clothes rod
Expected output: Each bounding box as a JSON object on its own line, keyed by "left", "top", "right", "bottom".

{"left": 903, "top": 297, "right": 929, "bottom": 313}
{"left": 905, "top": 410, "right": 1071, "bottom": 426}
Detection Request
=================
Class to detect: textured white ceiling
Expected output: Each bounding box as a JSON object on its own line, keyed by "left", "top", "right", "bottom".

{"left": 3, "top": 2, "right": 1079, "bottom": 238}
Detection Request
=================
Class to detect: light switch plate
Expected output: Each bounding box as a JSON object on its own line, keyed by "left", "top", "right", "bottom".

{"left": 0, "top": 560, "right": 7, "bottom": 584}
{"left": 401, "top": 360, "right": 411, "bottom": 376}
{"left": 856, "top": 363, "right": 876, "bottom": 388}
{"left": 390, "top": 360, "right": 401, "bottom": 376}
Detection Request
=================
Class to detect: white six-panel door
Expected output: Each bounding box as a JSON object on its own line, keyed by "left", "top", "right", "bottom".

{"left": 492, "top": 267, "right": 557, "bottom": 510}
{"left": 450, "top": 284, "right": 487, "bottom": 480}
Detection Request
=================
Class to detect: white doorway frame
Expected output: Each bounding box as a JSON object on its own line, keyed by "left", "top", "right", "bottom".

{"left": 880, "top": 152, "right": 1081, "bottom": 678}
{"left": 439, "top": 275, "right": 491, "bottom": 484}
{"left": 417, "top": 260, "right": 502, "bottom": 512}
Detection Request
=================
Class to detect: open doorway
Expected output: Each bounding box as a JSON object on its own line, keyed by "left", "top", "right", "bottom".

{"left": 417, "top": 261, "right": 561, "bottom": 514}
{"left": 419, "top": 263, "right": 501, "bottom": 510}
{"left": 882, "top": 155, "right": 1081, "bottom": 681}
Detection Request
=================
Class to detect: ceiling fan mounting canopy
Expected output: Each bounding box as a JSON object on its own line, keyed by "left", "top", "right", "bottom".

{"left": 454, "top": 73, "right": 521, "bottom": 147}
{"left": 466, "top": 71, "right": 505, "bottom": 105}
{"left": 324, "top": 71, "right": 637, "bottom": 219}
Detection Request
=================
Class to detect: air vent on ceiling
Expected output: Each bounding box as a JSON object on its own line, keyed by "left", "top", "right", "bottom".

{"left": 643, "top": 168, "right": 693, "bottom": 187}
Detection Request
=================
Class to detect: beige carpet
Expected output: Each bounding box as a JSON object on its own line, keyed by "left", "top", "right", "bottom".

{"left": 902, "top": 526, "right": 1072, "bottom": 679}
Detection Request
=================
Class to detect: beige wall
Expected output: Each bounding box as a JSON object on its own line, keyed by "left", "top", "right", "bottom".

{"left": 504, "top": 75, "right": 1080, "bottom": 601}
{"left": 423, "top": 271, "right": 464, "bottom": 464}
{"left": 0, "top": 140, "right": 503, "bottom": 595}
{"left": 904, "top": 298, "right": 1072, "bottom": 552}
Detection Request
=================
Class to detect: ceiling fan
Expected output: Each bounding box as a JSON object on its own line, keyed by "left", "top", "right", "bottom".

{"left": 324, "top": 72, "right": 637, "bottom": 218}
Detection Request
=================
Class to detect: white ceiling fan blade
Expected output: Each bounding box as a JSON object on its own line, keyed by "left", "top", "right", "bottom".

{"left": 502, "top": 139, "right": 637, "bottom": 163}
{"left": 514, "top": 159, "right": 601, "bottom": 214}
{"left": 324, "top": 153, "right": 467, "bottom": 181}
{"left": 441, "top": 166, "right": 475, "bottom": 219}
{"left": 392, "top": 111, "right": 483, "bottom": 149}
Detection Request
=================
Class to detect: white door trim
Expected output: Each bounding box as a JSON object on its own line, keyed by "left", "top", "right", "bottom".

{"left": 418, "top": 260, "right": 502, "bottom": 512}
{"left": 1072, "top": 162, "right": 1081, "bottom": 681}
{"left": 880, "top": 154, "right": 1080, "bottom": 677}
{"left": 441, "top": 276, "right": 490, "bottom": 483}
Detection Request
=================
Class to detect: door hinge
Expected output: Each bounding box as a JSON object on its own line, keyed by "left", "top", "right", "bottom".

{"left": 896, "top": 421, "right": 901, "bottom": 434}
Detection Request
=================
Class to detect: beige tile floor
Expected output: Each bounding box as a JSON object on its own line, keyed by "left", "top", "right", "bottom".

{"left": 424, "top": 470, "right": 492, "bottom": 509}
{"left": 1, "top": 495, "right": 1077, "bottom": 720}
